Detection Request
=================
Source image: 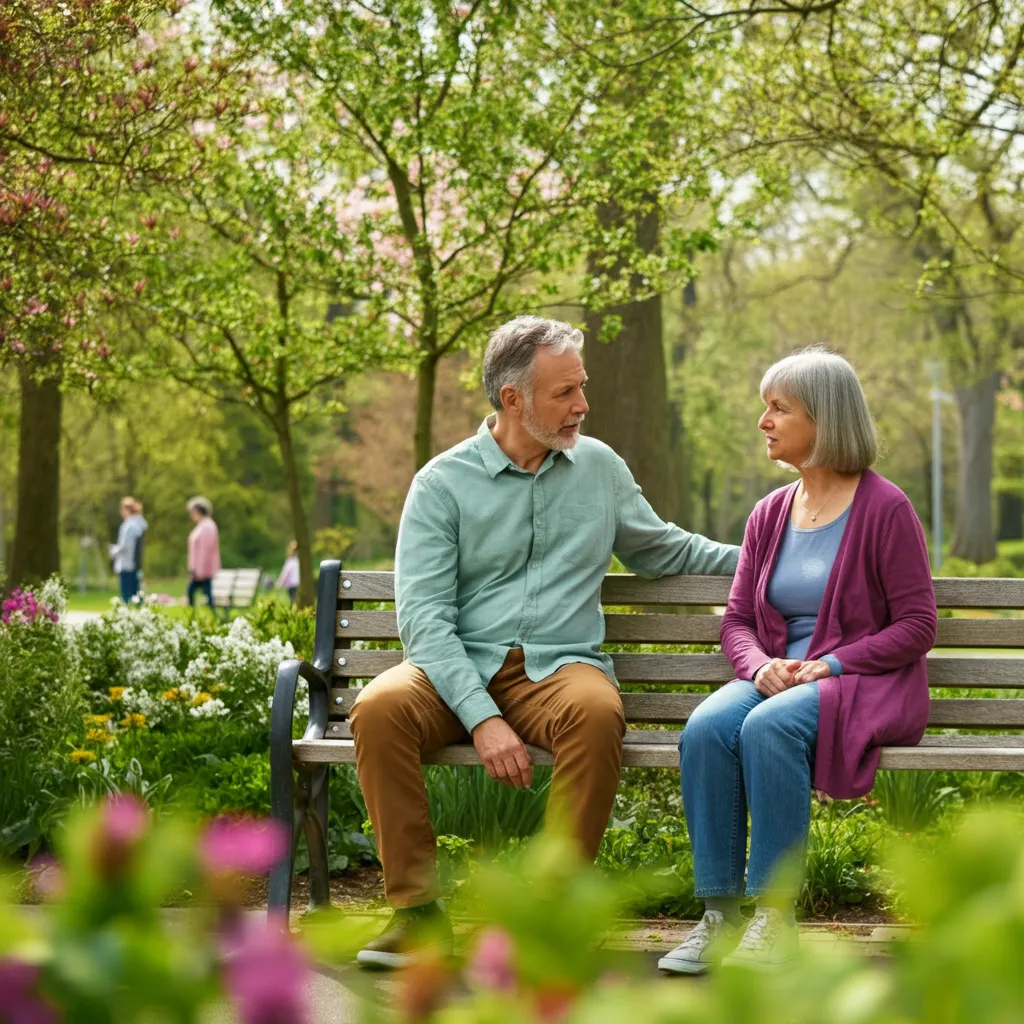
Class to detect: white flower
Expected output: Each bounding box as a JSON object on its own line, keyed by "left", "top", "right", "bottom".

{"left": 189, "top": 696, "right": 229, "bottom": 718}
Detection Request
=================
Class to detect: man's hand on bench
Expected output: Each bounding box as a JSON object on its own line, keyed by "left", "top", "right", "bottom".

{"left": 472, "top": 717, "right": 533, "bottom": 789}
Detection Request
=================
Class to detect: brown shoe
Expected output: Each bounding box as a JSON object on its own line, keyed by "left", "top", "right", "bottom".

{"left": 356, "top": 901, "right": 454, "bottom": 969}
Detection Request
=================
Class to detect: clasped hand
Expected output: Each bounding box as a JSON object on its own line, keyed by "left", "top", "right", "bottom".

{"left": 754, "top": 658, "right": 832, "bottom": 696}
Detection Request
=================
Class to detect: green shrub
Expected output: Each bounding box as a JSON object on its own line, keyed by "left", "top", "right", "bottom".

{"left": 0, "top": 579, "right": 86, "bottom": 852}
{"left": 871, "top": 769, "right": 960, "bottom": 832}
{"left": 425, "top": 765, "right": 552, "bottom": 851}
{"left": 801, "top": 800, "right": 882, "bottom": 914}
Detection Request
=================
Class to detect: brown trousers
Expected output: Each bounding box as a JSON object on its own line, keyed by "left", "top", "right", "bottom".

{"left": 349, "top": 649, "right": 625, "bottom": 908}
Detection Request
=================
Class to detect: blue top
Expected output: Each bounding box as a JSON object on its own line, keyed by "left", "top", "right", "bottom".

{"left": 765, "top": 506, "right": 850, "bottom": 675}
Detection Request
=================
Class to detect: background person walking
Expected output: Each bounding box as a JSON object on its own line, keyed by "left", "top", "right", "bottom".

{"left": 275, "top": 540, "right": 300, "bottom": 604}
{"left": 186, "top": 496, "right": 220, "bottom": 610}
{"left": 109, "top": 497, "right": 148, "bottom": 603}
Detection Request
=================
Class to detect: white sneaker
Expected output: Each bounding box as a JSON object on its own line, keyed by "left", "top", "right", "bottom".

{"left": 657, "top": 911, "right": 738, "bottom": 975}
{"left": 721, "top": 907, "right": 799, "bottom": 971}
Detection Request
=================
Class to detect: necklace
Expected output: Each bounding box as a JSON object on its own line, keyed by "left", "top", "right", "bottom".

{"left": 800, "top": 483, "right": 840, "bottom": 522}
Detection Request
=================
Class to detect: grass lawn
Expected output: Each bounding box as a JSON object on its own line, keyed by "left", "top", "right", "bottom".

{"left": 66, "top": 576, "right": 292, "bottom": 616}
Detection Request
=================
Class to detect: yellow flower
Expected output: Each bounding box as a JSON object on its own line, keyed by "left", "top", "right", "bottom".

{"left": 84, "top": 713, "right": 112, "bottom": 725}
{"left": 208, "top": 683, "right": 225, "bottom": 694}
{"left": 119, "top": 713, "right": 146, "bottom": 729}
{"left": 108, "top": 686, "right": 126, "bottom": 701}
{"left": 191, "top": 692, "right": 212, "bottom": 706}
{"left": 162, "top": 688, "right": 182, "bottom": 701}
{"left": 86, "top": 728, "right": 116, "bottom": 744}
{"left": 69, "top": 749, "right": 96, "bottom": 763}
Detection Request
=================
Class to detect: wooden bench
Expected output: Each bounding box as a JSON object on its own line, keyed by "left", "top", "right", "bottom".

{"left": 268, "top": 560, "right": 1024, "bottom": 913}
{"left": 211, "top": 568, "right": 263, "bottom": 613}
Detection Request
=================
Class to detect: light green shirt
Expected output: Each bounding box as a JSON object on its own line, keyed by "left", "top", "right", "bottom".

{"left": 395, "top": 418, "right": 740, "bottom": 733}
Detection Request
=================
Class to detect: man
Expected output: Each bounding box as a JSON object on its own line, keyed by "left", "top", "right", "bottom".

{"left": 352, "top": 315, "right": 739, "bottom": 968}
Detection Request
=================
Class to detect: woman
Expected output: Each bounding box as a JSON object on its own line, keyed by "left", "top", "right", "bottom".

{"left": 110, "top": 497, "right": 148, "bottom": 603}
{"left": 186, "top": 496, "right": 221, "bottom": 609}
{"left": 275, "top": 540, "right": 300, "bottom": 604}
{"left": 658, "top": 348, "right": 936, "bottom": 975}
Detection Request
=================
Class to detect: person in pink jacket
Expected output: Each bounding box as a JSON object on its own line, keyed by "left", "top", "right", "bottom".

{"left": 186, "top": 496, "right": 221, "bottom": 609}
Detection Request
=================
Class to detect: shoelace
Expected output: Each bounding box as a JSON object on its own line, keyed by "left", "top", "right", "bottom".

{"left": 681, "top": 911, "right": 724, "bottom": 951}
{"left": 738, "top": 910, "right": 782, "bottom": 949}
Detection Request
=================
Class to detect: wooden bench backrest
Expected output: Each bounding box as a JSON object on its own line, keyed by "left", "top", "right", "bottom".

{"left": 323, "top": 569, "right": 1024, "bottom": 731}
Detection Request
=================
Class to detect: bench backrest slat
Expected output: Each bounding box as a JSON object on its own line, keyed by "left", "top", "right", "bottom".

{"left": 327, "top": 688, "right": 1024, "bottom": 729}
{"left": 336, "top": 571, "right": 1024, "bottom": 610}
{"left": 330, "top": 647, "right": 1024, "bottom": 688}
{"left": 334, "top": 609, "right": 1024, "bottom": 649}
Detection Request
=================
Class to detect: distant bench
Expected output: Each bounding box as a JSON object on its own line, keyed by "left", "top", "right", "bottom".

{"left": 211, "top": 568, "right": 263, "bottom": 613}
{"left": 267, "top": 561, "right": 1024, "bottom": 914}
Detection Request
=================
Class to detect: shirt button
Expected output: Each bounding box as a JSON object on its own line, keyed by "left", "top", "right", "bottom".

{"left": 530, "top": 561, "right": 539, "bottom": 569}
{"left": 535, "top": 519, "right": 542, "bottom": 526}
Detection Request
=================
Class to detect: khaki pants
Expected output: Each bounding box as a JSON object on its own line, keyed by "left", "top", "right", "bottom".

{"left": 349, "top": 649, "right": 625, "bottom": 908}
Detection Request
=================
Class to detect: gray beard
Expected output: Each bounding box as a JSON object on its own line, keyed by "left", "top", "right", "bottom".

{"left": 523, "top": 402, "right": 581, "bottom": 452}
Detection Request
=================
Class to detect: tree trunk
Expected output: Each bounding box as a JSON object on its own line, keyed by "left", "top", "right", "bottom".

{"left": 583, "top": 200, "right": 680, "bottom": 522}
{"left": 414, "top": 353, "right": 439, "bottom": 470}
{"left": 9, "top": 363, "right": 62, "bottom": 588}
{"left": 950, "top": 370, "right": 999, "bottom": 563}
{"left": 272, "top": 403, "right": 316, "bottom": 609}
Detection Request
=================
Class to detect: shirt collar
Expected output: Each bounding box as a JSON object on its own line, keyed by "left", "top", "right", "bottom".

{"left": 475, "top": 416, "right": 577, "bottom": 478}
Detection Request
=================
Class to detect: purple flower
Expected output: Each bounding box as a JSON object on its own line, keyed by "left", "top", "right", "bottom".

{"left": 0, "top": 959, "right": 60, "bottom": 1024}
{"left": 201, "top": 817, "right": 288, "bottom": 877}
{"left": 223, "top": 921, "right": 311, "bottom": 1024}
{"left": 466, "top": 928, "right": 516, "bottom": 993}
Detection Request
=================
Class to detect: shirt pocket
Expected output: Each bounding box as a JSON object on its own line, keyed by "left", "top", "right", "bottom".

{"left": 557, "top": 503, "right": 612, "bottom": 569}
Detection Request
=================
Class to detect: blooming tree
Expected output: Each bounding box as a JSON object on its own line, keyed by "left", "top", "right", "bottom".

{"left": 0, "top": 0, "right": 243, "bottom": 586}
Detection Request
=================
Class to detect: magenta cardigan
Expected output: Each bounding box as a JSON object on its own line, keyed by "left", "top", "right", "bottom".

{"left": 721, "top": 469, "right": 937, "bottom": 799}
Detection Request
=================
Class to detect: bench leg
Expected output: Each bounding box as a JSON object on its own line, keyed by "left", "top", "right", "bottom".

{"left": 268, "top": 766, "right": 302, "bottom": 918}
{"left": 303, "top": 765, "right": 331, "bottom": 911}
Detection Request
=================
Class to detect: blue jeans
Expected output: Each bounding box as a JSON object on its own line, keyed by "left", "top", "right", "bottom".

{"left": 187, "top": 576, "right": 214, "bottom": 609}
{"left": 680, "top": 679, "right": 819, "bottom": 898}
{"left": 119, "top": 570, "right": 140, "bottom": 604}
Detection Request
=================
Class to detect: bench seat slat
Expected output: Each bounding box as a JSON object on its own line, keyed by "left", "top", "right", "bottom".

{"left": 336, "top": 571, "right": 1024, "bottom": 609}
{"left": 332, "top": 649, "right": 1024, "bottom": 687}
{"left": 293, "top": 736, "right": 1024, "bottom": 771}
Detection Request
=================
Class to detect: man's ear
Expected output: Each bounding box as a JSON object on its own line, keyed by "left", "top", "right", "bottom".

{"left": 499, "top": 383, "right": 521, "bottom": 416}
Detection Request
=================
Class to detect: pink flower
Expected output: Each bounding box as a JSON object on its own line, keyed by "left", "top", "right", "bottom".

{"left": 22, "top": 298, "right": 48, "bottom": 316}
{"left": 223, "top": 922, "right": 311, "bottom": 1024}
{"left": 26, "top": 855, "right": 64, "bottom": 900}
{"left": 201, "top": 817, "right": 288, "bottom": 877}
{"left": 133, "top": 279, "right": 146, "bottom": 295}
{"left": 183, "top": 55, "right": 199, "bottom": 73}
{"left": 91, "top": 794, "right": 148, "bottom": 876}
{"left": 466, "top": 928, "right": 516, "bottom": 992}
{"left": 10, "top": 340, "right": 26, "bottom": 354}
{"left": 0, "top": 960, "right": 59, "bottom": 1024}
{"left": 104, "top": 794, "right": 148, "bottom": 845}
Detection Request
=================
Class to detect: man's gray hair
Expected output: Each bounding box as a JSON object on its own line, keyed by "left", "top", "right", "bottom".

{"left": 760, "top": 347, "right": 878, "bottom": 473}
{"left": 483, "top": 316, "right": 584, "bottom": 412}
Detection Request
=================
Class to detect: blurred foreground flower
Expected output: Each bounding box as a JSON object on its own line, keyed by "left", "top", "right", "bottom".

{"left": 0, "top": 960, "right": 58, "bottom": 1024}
{"left": 223, "top": 919, "right": 312, "bottom": 1024}
{"left": 201, "top": 816, "right": 288, "bottom": 878}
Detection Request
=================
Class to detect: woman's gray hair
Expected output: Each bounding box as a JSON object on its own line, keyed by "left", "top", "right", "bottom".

{"left": 186, "top": 495, "right": 213, "bottom": 517}
{"left": 760, "top": 347, "right": 878, "bottom": 472}
{"left": 482, "top": 316, "right": 584, "bottom": 411}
